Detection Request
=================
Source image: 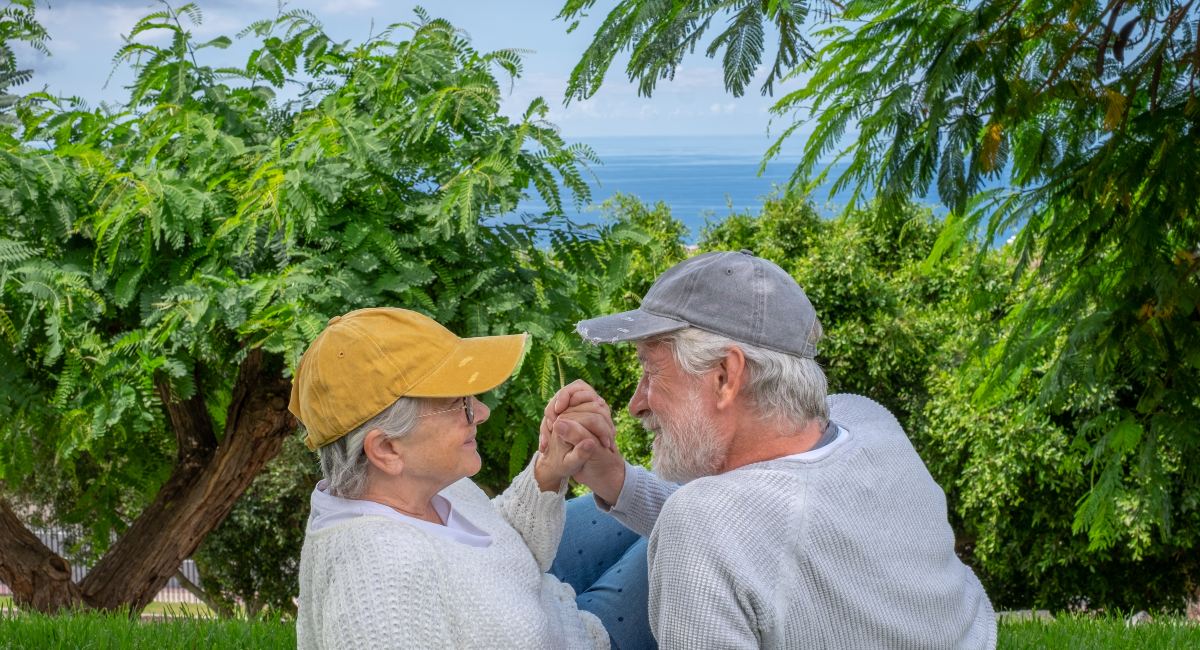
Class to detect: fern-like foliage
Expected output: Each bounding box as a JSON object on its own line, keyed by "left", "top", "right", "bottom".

{"left": 767, "top": 0, "right": 1200, "bottom": 556}
{"left": 0, "top": 2, "right": 615, "bottom": 572}
{"left": 560, "top": 0, "right": 819, "bottom": 100}
{"left": 564, "top": 0, "right": 1200, "bottom": 577}
{"left": 0, "top": 0, "right": 48, "bottom": 131}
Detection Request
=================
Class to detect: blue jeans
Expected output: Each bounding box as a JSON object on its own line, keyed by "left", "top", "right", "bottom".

{"left": 550, "top": 496, "right": 656, "bottom": 650}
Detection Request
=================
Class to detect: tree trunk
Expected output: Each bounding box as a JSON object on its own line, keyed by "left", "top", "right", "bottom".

{"left": 0, "top": 498, "right": 82, "bottom": 611}
{"left": 75, "top": 348, "right": 295, "bottom": 613}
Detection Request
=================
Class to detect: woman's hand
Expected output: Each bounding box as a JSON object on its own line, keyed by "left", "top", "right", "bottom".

{"left": 533, "top": 418, "right": 600, "bottom": 492}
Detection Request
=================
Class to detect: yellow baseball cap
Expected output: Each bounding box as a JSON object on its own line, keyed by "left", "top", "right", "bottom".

{"left": 289, "top": 307, "right": 528, "bottom": 450}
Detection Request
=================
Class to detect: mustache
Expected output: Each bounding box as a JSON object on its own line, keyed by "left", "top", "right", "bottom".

{"left": 639, "top": 414, "right": 661, "bottom": 433}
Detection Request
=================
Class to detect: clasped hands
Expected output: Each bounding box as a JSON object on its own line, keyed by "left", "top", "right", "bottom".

{"left": 532, "top": 380, "right": 626, "bottom": 502}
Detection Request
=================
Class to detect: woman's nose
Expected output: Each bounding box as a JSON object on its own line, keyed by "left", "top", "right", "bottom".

{"left": 472, "top": 396, "right": 491, "bottom": 424}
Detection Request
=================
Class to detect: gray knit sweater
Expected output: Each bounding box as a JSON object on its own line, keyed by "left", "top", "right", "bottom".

{"left": 603, "top": 393, "right": 997, "bottom": 649}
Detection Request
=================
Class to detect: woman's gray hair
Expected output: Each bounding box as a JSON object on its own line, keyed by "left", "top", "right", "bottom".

{"left": 317, "top": 396, "right": 422, "bottom": 498}
{"left": 654, "top": 326, "right": 828, "bottom": 430}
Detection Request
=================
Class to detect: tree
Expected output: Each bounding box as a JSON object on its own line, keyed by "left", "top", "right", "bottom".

{"left": 0, "top": 3, "right": 604, "bottom": 613}
{"left": 561, "top": 0, "right": 1200, "bottom": 585}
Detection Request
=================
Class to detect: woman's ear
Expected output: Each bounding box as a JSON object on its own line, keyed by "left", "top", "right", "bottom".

{"left": 362, "top": 428, "right": 405, "bottom": 476}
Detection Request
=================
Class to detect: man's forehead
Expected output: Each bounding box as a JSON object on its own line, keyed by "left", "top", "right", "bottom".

{"left": 635, "top": 340, "right": 669, "bottom": 365}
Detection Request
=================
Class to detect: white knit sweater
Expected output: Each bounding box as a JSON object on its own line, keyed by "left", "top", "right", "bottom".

{"left": 605, "top": 393, "right": 997, "bottom": 649}
{"left": 296, "top": 460, "right": 609, "bottom": 649}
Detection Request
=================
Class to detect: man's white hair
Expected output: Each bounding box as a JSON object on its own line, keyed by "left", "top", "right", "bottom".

{"left": 316, "top": 396, "right": 422, "bottom": 498}
{"left": 654, "top": 326, "right": 828, "bottom": 429}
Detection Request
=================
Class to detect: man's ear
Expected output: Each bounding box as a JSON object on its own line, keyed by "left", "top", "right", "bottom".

{"left": 713, "top": 345, "right": 747, "bottom": 410}
{"left": 362, "top": 428, "right": 405, "bottom": 476}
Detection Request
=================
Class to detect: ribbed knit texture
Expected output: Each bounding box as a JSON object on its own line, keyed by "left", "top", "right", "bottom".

{"left": 296, "top": 459, "right": 609, "bottom": 649}
{"left": 610, "top": 393, "right": 996, "bottom": 649}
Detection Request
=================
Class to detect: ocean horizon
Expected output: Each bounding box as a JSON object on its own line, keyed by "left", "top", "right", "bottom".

{"left": 509, "top": 134, "right": 947, "bottom": 241}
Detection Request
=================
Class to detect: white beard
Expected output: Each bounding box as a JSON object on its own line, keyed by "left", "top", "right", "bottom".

{"left": 643, "top": 390, "right": 726, "bottom": 483}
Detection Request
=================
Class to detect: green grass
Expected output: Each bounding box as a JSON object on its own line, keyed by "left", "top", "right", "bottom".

{"left": 0, "top": 609, "right": 294, "bottom": 649}
{"left": 999, "top": 615, "right": 1199, "bottom": 649}
{"left": 1, "top": 597, "right": 214, "bottom": 619}
{"left": 139, "top": 601, "right": 216, "bottom": 618}
{"left": 0, "top": 605, "right": 1196, "bottom": 648}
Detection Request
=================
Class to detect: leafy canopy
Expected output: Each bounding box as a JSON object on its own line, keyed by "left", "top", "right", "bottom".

{"left": 558, "top": 0, "right": 823, "bottom": 100}
{"left": 562, "top": 0, "right": 1200, "bottom": 559}
{"left": 0, "top": 2, "right": 615, "bottom": 564}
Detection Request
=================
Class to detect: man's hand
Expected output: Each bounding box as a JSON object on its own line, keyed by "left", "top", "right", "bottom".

{"left": 540, "top": 379, "right": 616, "bottom": 453}
{"left": 552, "top": 409, "right": 626, "bottom": 505}
{"left": 539, "top": 379, "right": 626, "bottom": 504}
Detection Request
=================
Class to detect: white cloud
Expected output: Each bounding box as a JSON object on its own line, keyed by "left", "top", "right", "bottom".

{"left": 661, "top": 65, "right": 726, "bottom": 91}
{"left": 317, "top": 0, "right": 382, "bottom": 14}
{"left": 18, "top": 0, "right": 798, "bottom": 137}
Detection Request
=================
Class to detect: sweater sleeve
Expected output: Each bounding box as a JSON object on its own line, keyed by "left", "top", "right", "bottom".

{"left": 593, "top": 462, "right": 678, "bottom": 538}
{"left": 492, "top": 452, "right": 568, "bottom": 571}
{"left": 647, "top": 480, "right": 766, "bottom": 649}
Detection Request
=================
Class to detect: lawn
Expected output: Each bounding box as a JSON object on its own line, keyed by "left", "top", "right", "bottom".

{"left": 999, "top": 615, "right": 1200, "bottom": 649}
{"left": 0, "top": 609, "right": 294, "bottom": 649}
{"left": 0, "top": 596, "right": 214, "bottom": 618}
{"left": 0, "top": 604, "right": 1197, "bottom": 648}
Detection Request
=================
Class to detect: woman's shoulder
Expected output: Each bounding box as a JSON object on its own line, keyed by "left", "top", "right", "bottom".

{"left": 443, "top": 477, "right": 491, "bottom": 502}
{"left": 442, "top": 478, "right": 503, "bottom": 519}
{"left": 305, "top": 517, "right": 446, "bottom": 580}
{"left": 306, "top": 514, "right": 437, "bottom": 552}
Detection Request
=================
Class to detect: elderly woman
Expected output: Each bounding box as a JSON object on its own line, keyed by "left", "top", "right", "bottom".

{"left": 290, "top": 307, "right": 653, "bottom": 649}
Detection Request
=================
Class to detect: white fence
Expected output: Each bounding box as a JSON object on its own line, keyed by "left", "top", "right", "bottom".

{"left": 0, "top": 526, "right": 205, "bottom": 605}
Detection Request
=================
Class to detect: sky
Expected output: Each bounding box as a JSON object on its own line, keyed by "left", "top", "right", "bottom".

{"left": 13, "top": 0, "right": 810, "bottom": 145}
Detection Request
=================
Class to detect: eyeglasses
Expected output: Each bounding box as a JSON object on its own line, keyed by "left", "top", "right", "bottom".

{"left": 416, "top": 396, "right": 475, "bottom": 426}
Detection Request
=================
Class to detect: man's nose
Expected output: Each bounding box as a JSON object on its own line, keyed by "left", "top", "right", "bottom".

{"left": 627, "top": 375, "right": 649, "bottom": 418}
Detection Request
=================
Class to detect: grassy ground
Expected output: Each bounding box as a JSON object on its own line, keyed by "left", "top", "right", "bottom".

{"left": 999, "top": 615, "right": 1200, "bottom": 649}
{"left": 0, "top": 596, "right": 214, "bottom": 618}
{"left": 0, "top": 605, "right": 1196, "bottom": 648}
{"left": 0, "top": 610, "right": 294, "bottom": 649}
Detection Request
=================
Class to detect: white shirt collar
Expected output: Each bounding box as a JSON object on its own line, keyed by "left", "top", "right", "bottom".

{"left": 307, "top": 479, "right": 492, "bottom": 547}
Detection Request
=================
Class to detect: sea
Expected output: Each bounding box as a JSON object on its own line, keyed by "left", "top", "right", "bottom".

{"left": 509, "top": 134, "right": 945, "bottom": 242}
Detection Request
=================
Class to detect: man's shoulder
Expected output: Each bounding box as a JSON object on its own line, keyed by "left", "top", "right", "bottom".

{"left": 657, "top": 472, "right": 774, "bottom": 532}
{"left": 676, "top": 470, "right": 775, "bottom": 501}
{"left": 828, "top": 393, "right": 905, "bottom": 435}
{"left": 651, "top": 472, "right": 796, "bottom": 574}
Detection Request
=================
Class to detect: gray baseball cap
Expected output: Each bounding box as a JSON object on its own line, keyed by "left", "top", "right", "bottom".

{"left": 576, "top": 250, "right": 821, "bottom": 358}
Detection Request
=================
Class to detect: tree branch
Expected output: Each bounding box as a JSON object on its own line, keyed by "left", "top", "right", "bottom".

{"left": 1037, "top": 0, "right": 1124, "bottom": 94}
{"left": 172, "top": 568, "right": 234, "bottom": 619}
{"left": 155, "top": 365, "right": 217, "bottom": 465}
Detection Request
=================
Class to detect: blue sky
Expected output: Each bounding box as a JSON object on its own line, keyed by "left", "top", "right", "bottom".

{"left": 14, "top": 0, "right": 809, "bottom": 144}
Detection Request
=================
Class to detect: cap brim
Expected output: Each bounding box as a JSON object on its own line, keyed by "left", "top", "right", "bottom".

{"left": 576, "top": 309, "right": 689, "bottom": 345}
{"left": 407, "top": 333, "right": 528, "bottom": 397}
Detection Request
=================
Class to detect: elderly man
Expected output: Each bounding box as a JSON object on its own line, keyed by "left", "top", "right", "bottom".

{"left": 543, "top": 250, "right": 996, "bottom": 648}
